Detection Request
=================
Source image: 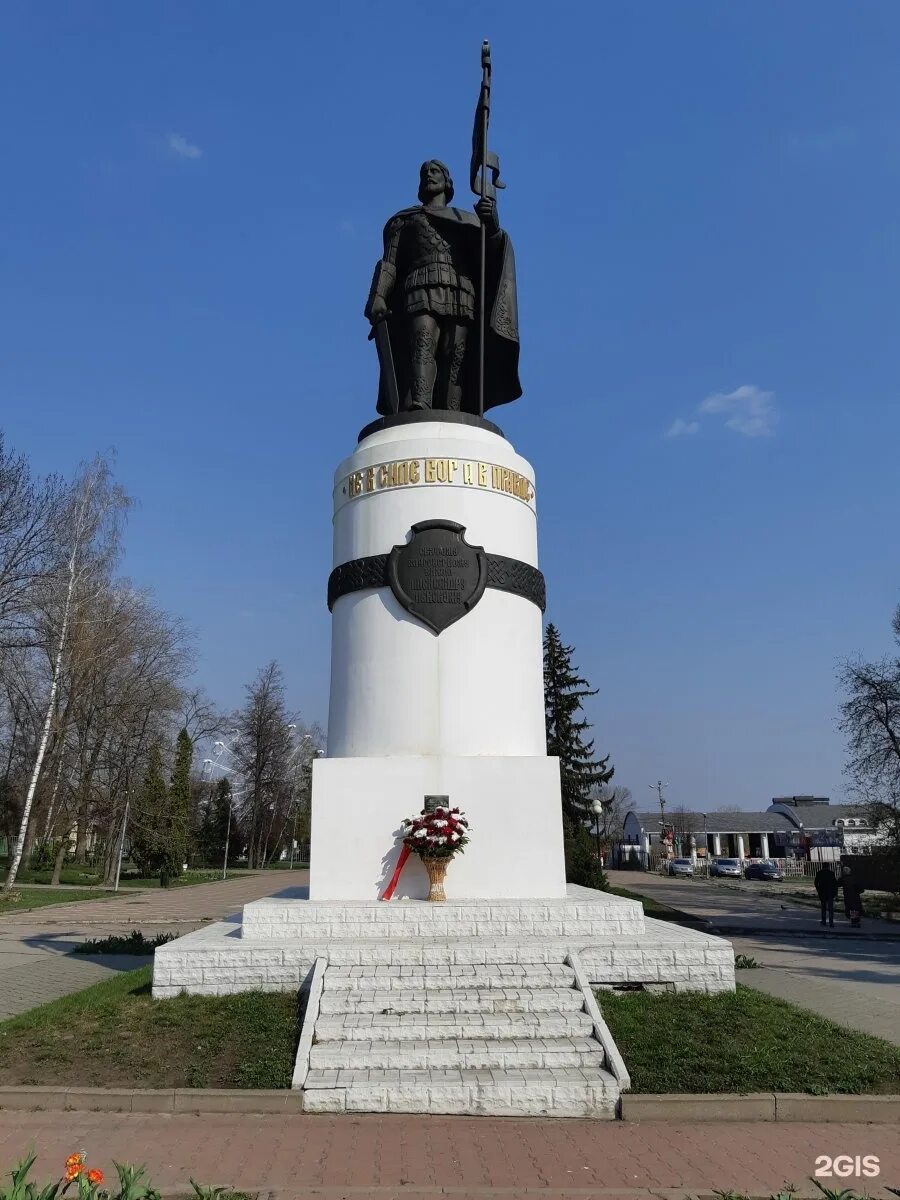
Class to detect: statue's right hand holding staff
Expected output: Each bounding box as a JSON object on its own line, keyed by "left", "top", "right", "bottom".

{"left": 367, "top": 296, "right": 389, "bottom": 325}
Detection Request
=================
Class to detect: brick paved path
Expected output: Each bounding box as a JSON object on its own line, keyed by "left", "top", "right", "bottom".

{"left": 0, "top": 871, "right": 306, "bottom": 1019}
{"left": 0, "top": 1112, "right": 897, "bottom": 1198}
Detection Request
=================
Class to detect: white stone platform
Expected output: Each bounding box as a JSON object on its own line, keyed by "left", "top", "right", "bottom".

{"left": 239, "top": 888, "right": 642, "bottom": 940}
{"left": 152, "top": 885, "right": 734, "bottom": 1116}
{"left": 153, "top": 886, "right": 734, "bottom": 998}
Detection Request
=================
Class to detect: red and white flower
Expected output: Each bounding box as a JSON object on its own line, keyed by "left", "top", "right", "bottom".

{"left": 401, "top": 806, "right": 471, "bottom": 860}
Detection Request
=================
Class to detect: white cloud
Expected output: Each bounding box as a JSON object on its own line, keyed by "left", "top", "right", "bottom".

{"left": 167, "top": 132, "right": 203, "bottom": 160}
{"left": 664, "top": 418, "right": 700, "bottom": 439}
{"left": 698, "top": 385, "right": 779, "bottom": 437}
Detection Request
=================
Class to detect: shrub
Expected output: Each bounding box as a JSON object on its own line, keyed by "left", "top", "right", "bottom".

{"left": 74, "top": 930, "right": 174, "bottom": 956}
{"left": 564, "top": 821, "right": 608, "bottom": 891}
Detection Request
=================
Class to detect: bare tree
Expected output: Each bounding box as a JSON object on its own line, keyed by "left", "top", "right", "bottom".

{"left": 181, "top": 688, "right": 224, "bottom": 745}
{"left": 0, "top": 435, "right": 67, "bottom": 653}
{"left": 229, "top": 662, "right": 294, "bottom": 869}
{"left": 839, "top": 602, "right": 900, "bottom": 852}
{"left": 4, "top": 457, "right": 129, "bottom": 890}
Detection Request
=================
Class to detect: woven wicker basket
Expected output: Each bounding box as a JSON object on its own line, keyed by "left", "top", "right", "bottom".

{"left": 420, "top": 855, "right": 450, "bottom": 902}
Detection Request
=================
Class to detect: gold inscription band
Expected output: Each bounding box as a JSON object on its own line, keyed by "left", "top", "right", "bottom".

{"left": 341, "top": 457, "right": 535, "bottom": 506}
{"left": 327, "top": 553, "right": 546, "bottom": 613}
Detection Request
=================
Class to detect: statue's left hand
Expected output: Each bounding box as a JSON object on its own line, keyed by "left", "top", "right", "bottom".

{"left": 475, "top": 196, "right": 499, "bottom": 234}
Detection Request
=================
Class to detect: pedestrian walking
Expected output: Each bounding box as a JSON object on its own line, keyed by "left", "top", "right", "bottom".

{"left": 839, "top": 864, "right": 865, "bottom": 929}
{"left": 814, "top": 864, "right": 839, "bottom": 928}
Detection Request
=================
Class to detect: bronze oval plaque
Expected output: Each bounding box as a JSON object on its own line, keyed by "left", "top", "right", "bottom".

{"left": 387, "top": 520, "right": 487, "bottom": 634}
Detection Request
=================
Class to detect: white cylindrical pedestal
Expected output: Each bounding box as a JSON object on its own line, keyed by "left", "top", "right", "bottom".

{"left": 311, "top": 418, "right": 567, "bottom": 900}
{"left": 327, "top": 421, "right": 545, "bottom": 759}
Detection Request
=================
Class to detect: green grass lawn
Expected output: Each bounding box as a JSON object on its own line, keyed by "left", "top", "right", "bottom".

{"left": 0, "top": 859, "right": 265, "bottom": 889}
{"left": 0, "top": 887, "right": 119, "bottom": 915}
{"left": 600, "top": 984, "right": 900, "bottom": 1095}
{"left": 0, "top": 966, "right": 299, "bottom": 1089}
{"left": 4, "top": 960, "right": 899, "bottom": 1097}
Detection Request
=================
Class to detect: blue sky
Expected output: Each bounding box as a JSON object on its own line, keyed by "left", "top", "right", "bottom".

{"left": 2, "top": 2, "right": 898, "bottom": 810}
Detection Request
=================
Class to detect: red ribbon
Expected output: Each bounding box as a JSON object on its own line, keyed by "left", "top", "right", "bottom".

{"left": 380, "top": 843, "right": 411, "bottom": 900}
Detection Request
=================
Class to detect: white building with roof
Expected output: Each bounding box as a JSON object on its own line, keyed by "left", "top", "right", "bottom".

{"left": 621, "top": 796, "right": 882, "bottom": 864}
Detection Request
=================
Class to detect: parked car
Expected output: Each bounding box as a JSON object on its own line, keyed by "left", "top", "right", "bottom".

{"left": 743, "top": 860, "right": 785, "bottom": 882}
{"left": 668, "top": 858, "right": 694, "bottom": 877}
{"left": 709, "top": 857, "right": 743, "bottom": 878}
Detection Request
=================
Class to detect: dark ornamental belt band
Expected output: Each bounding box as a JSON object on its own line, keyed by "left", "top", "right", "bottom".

{"left": 328, "top": 522, "right": 545, "bottom": 635}
{"left": 328, "top": 551, "right": 546, "bottom": 617}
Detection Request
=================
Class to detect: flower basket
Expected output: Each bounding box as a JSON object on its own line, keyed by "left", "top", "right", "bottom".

{"left": 420, "top": 856, "right": 450, "bottom": 902}
{"left": 400, "top": 805, "right": 471, "bottom": 902}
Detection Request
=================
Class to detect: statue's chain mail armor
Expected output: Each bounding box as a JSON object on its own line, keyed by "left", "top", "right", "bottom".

{"left": 381, "top": 211, "right": 477, "bottom": 322}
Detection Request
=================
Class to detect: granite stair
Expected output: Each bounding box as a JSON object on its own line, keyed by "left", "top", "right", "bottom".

{"left": 302, "top": 956, "right": 620, "bottom": 1116}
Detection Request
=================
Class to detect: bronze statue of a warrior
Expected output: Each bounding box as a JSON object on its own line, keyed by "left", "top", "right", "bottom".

{"left": 364, "top": 46, "right": 521, "bottom": 418}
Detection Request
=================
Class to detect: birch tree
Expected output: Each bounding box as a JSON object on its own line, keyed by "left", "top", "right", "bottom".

{"left": 3, "top": 457, "right": 129, "bottom": 890}
{"left": 0, "top": 435, "right": 66, "bottom": 653}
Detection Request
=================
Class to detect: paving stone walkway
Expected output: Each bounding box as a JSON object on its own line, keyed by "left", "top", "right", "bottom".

{"left": 606, "top": 869, "right": 894, "bottom": 936}
{"left": 0, "top": 871, "right": 306, "bottom": 1019}
{"left": 0, "top": 1111, "right": 898, "bottom": 1198}
{"left": 607, "top": 870, "right": 900, "bottom": 1045}
{"left": 730, "top": 934, "right": 900, "bottom": 1046}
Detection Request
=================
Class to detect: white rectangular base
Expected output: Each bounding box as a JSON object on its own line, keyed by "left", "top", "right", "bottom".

{"left": 152, "top": 888, "right": 736, "bottom": 998}
{"left": 309, "top": 755, "right": 567, "bottom": 900}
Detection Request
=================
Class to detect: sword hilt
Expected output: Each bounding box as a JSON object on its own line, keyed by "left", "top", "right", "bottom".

{"left": 367, "top": 315, "right": 391, "bottom": 341}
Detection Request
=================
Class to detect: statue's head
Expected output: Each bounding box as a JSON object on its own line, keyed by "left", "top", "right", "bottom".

{"left": 418, "top": 159, "right": 454, "bottom": 204}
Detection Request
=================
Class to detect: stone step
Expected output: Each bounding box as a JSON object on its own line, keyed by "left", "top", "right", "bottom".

{"left": 318, "top": 986, "right": 586, "bottom": 1016}
{"left": 309, "top": 1035, "right": 605, "bottom": 1072}
{"left": 331, "top": 942, "right": 575, "bottom": 968}
{"left": 322, "top": 963, "right": 577, "bottom": 991}
{"left": 242, "top": 895, "right": 645, "bottom": 943}
{"left": 301, "top": 1066, "right": 619, "bottom": 1117}
{"left": 314, "top": 1009, "right": 595, "bottom": 1042}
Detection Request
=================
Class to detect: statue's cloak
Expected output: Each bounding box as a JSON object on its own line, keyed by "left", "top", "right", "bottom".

{"left": 376, "top": 205, "right": 521, "bottom": 417}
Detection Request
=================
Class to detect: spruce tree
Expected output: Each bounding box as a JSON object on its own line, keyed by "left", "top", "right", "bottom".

{"left": 130, "top": 730, "right": 192, "bottom": 887}
{"left": 543, "top": 623, "right": 614, "bottom": 830}
{"left": 198, "top": 777, "right": 233, "bottom": 866}
{"left": 167, "top": 727, "right": 193, "bottom": 883}
{"left": 130, "top": 743, "right": 169, "bottom": 882}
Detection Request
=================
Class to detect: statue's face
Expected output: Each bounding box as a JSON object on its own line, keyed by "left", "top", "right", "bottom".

{"left": 420, "top": 161, "right": 447, "bottom": 198}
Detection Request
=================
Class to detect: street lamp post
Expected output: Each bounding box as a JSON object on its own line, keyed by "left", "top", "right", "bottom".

{"left": 202, "top": 736, "right": 241, "bottom": 879}
{"left": 649, "top": 780, "right": 668, "bottom": 863}
{"left": 113, "top": 794, "right": 130, "bottom": 892}
{"left": 222, "top": 795, "right": 233, "bottom": 880}
{"left": 591, "top": 797, "right": 603, "bottom": 865}
{"left": 591, "top": 794, "right": 613, "bottom": 867}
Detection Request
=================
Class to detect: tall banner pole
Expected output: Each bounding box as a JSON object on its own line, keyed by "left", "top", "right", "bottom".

{"left": 478, "top": 44, "right": 490, "bottom": 418}
{"left": 471, "top": 40, "right": 504, "bottom": 419}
